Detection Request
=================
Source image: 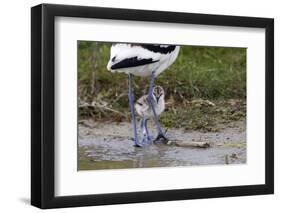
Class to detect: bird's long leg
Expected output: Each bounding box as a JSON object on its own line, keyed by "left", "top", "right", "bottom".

{"left": 147, "top": 72, "right": 168, "bottom": 142}
{"left": 144, "top": 119, "right": 153, "bottom": 142}
{"left": 128, "top": 74, "right": 141, "bottom": 147}
{"left": 140, "top": 118, "right": 153, "bottom": 144}
{"left": 140, "top": 117, "right": 149, "bottom": 144}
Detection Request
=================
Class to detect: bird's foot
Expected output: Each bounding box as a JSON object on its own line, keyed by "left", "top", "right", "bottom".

{"left": 147, "top": 134, "right": 154, "bottom": 141}
{"left": 153, "top": 134, "right": 168, "bottom": 143}
{"left": 140, "top": 134, "right": 154, "bottom": 145}
{"left": 130, "top": 138, "right": 143, "bottom": 147}
{"left": 153, "top": 129, "right": 170, "bottom": 144}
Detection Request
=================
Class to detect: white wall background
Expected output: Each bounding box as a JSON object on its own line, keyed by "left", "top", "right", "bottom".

{"left": 0, "top": 0, "right": 279, "bottom": 212}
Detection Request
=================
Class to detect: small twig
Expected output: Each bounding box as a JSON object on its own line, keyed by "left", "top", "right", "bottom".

{"left": 112, "top": 92, "right": 126, "bottom": 104}
{"left": 99, "top": 105, "right": 126, "bottom": 117}
{"left": 173, "top": 140, "right": 211, "bottom": 148}
{"left": 79, "top": 101, "right": 126, "bottom": 117}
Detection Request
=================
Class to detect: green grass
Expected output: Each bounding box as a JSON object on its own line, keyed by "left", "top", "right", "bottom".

{"left": 78, "top": 41, "right": 246, "bottom": 131}
{"left": 160, "top": 99, "right": 246, "bottom": 131}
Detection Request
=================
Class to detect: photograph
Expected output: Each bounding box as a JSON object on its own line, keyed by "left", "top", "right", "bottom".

{"left": 78, "top": 41, "right": 247, "bottom": 170}
{"left": 30, "top": 3, "right": 274, "bottom": 209}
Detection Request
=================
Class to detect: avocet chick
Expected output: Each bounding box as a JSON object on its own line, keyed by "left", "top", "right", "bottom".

{"left": 135, "top": 86, "right": 165, "bottom": 144}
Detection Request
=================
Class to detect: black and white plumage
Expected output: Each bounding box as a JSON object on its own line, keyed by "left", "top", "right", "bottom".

{"left": 107, "top": 44, "right": 180, "bottom": 77}
{"left": 107, "top": 43, "right": 180, "bottom": 147}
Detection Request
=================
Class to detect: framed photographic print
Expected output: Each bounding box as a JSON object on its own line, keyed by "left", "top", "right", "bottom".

{"left": 31, "top": 3, "right": 274, "bottom": 209}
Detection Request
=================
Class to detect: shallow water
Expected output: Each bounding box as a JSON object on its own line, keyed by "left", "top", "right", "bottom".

{"left": 78, "top": 121, "right": 246, "bottom": 170}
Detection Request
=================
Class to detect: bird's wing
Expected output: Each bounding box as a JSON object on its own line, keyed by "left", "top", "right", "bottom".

{"left": 111, "top": 56, "right": 159, "bottom": 70}
{"left": 140, "top": 45, "right": 177, "bottom": 54}
{"left": 108, "top": 44, "right": 162, "bottom": 70}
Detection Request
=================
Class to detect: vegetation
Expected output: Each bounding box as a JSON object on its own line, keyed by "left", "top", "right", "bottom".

{"left": 78, "top": 41, "right": 246, "bottom": 131}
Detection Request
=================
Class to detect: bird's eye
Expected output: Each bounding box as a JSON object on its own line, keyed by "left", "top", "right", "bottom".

{"left": 112, "top": 56, "right": 116, "bottom": 62}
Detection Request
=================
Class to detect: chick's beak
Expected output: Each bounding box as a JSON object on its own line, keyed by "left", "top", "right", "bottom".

{"left": 156, "top": 96, "right": 160, "bottom": 103}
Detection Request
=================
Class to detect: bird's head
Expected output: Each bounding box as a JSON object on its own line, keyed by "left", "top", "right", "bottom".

{"left": 107, "top": 43, "right": 126, "bottom": 72}
{"left": 153, "top": 85, "right": 165, "bottom": 103}
{"left": 107, "top": 55, "right": 116, "bottom": 72}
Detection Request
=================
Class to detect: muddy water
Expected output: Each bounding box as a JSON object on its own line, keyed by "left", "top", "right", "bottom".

{"left": 78, "top": 120, "right": 246, "bottom": 170}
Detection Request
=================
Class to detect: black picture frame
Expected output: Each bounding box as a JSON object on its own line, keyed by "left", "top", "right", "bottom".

{"left": 31, "top": 3, "right": 274, "bottom": 209}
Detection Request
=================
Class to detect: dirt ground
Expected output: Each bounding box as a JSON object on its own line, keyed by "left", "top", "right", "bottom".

{"left": 78, "top": 119, "right": 246, "bottom": 170}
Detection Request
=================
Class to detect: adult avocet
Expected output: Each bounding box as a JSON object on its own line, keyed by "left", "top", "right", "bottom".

{"left": 107, "top": 44, "right": 180, "bottom": 147}
{"left": 135, "top": 85, "right": 165, "bottom": 145}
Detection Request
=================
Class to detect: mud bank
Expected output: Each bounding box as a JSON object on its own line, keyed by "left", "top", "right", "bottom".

{"left": 78, "top": 120, "right": 246, "bottom": 170}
